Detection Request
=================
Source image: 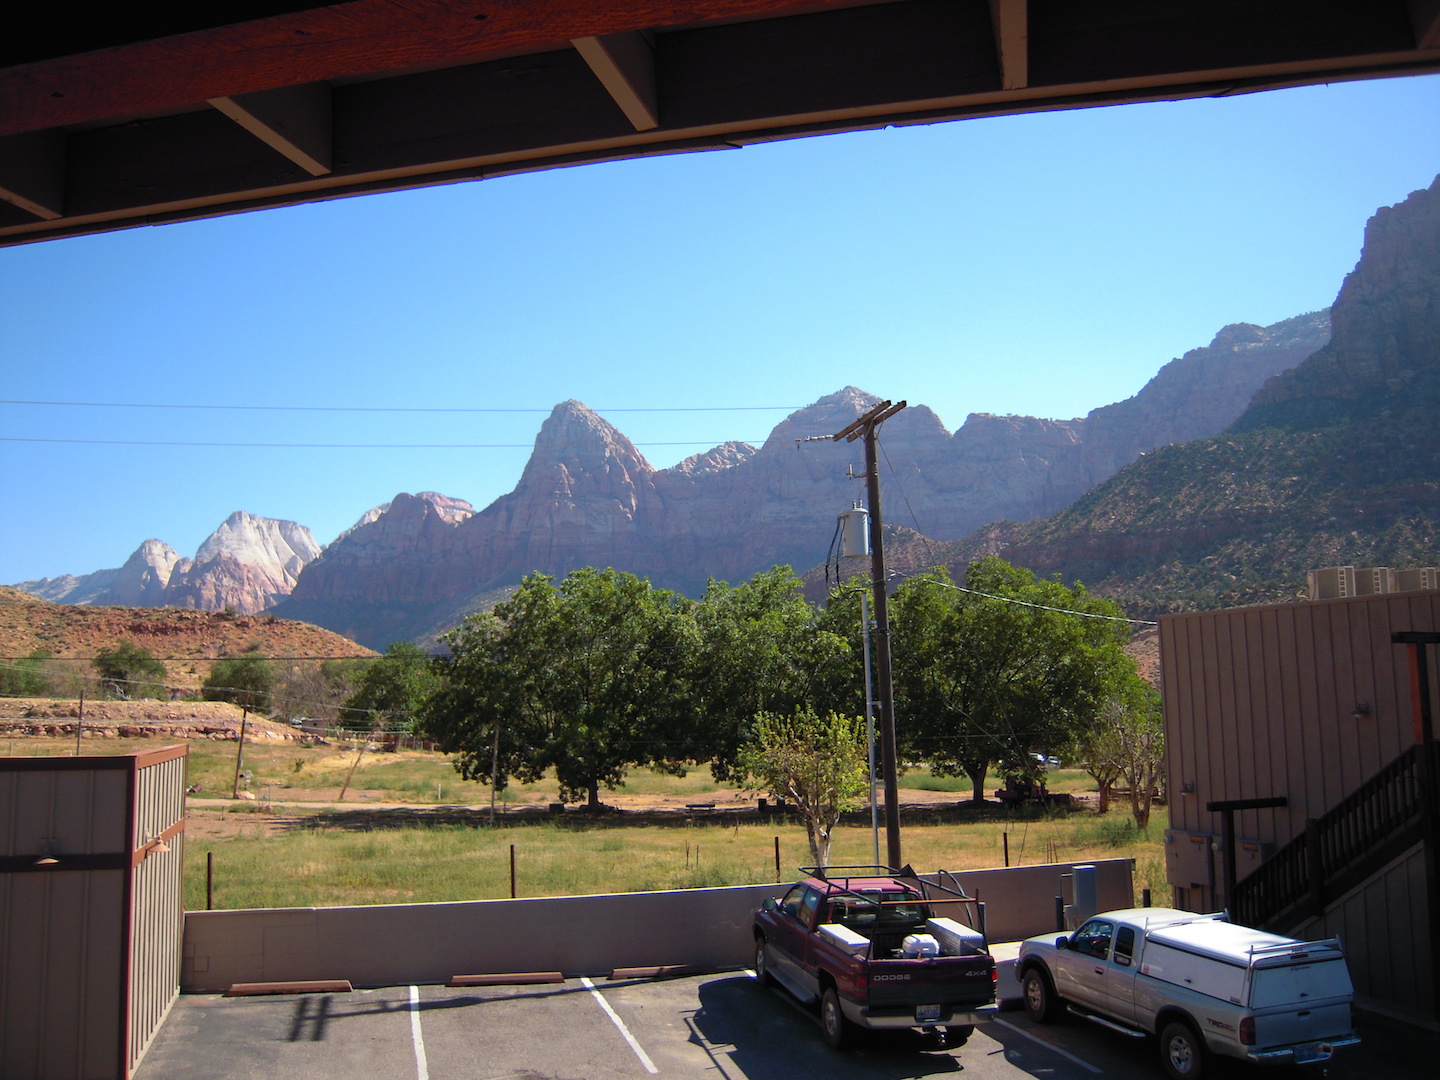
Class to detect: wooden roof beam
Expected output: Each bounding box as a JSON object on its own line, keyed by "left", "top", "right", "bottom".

{"left": 1412, "top": 0, "right": 1440, "bottom": 50}
{"left": 209, "top": 84, "right": 334, "bottom": 176}
{"left": 988, "top": 0, "right": 1028, "bottom": 90}
{"left": 0, "top": 0, "right": 851, "bottom": 140}
{"left": 0, "top": 130, "right": 65, "bottom": 219}
{"left": 573, "top": 32, "right": 660, "bottom": 131}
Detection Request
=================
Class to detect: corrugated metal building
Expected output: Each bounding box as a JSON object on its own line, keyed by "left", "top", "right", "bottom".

{"left": 0, "top": 746, "right": 187, "bottom": 1079}
{"left": 1160, "top": 592, "right": 1440, "bottom": 1024}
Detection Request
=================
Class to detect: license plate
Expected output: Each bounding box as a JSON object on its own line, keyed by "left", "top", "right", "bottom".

{"left": 915, "top": 1005, "right": 942, "bottom": 1023}
{"left": 1293, "top": 1042, "right": 1333, "bottom": 1064}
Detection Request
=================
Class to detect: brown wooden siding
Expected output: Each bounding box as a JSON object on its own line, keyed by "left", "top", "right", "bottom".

{"left": 1160, "top": 592, "right": 1440, "bottom": 1024}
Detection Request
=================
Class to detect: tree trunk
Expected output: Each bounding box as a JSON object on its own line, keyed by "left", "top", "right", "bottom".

{"left": 587, "top": 779, "right": 601, "bottom": 810}
{"left": 1097, "top": 780, "right": 1112, "bottom": 813}
{"left": 965, "top": 763, "right": 988, "bottom": 804}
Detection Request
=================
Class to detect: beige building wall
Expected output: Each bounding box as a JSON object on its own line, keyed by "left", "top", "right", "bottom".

{"left": 1159, "top": 592, "right": 1440, "bottom": 1023}
{"left": 0, "top": 746, "right": 187, "bottom": 1080}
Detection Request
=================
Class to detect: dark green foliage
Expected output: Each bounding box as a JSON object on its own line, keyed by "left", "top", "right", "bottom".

{"left": 875, "top": 560, "right": 1139, "bottom": 804}
{"left": 0, "top": 649, "right": 56, "bottom": 697}
{"left": 202, "top": 651, "right": 275, "bottom": 711}
{"left": 426, "top": 568, "right": 701, "bottom": 808}
{"left": 690, "top": 566, "right": 850, "bottom": 780}
{"left": 341, "top": 641, "right": 441, "bottom": 732}
{"left": 93, "top": 640, "right": 167, "bottom": 699}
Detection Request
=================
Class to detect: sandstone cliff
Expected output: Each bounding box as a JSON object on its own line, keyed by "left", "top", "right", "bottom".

{"left": 937, "top": 175, "right": 1440, "bottom": 617}
{"left": 16, "top": 512, "right": 323, "bottom": 616}
{"left": 280, "top": 304, "right": 1324, "bottom": 649}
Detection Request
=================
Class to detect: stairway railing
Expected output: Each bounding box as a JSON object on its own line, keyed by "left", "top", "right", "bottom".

{"left": 1231, "top": 742, "right": 1433, "bottom": 928}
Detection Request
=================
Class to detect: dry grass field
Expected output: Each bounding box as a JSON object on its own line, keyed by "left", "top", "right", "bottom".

{"left": 5, "top": 730, "right": 1169, "bottom": 912}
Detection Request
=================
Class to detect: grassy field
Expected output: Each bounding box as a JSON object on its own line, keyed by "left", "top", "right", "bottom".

{"left": 187, "top": 805, "right": 1170, "bottom": 912}
{"left": 3, "top": 734, "right": 1169, "bottom": 911}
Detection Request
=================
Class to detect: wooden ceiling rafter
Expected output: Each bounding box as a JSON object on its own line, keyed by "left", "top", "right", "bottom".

{"left": 0, "top": 0, "right": 1437, "bottom": 247}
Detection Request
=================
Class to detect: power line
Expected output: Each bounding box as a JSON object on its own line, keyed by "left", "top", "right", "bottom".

{"left": 922, "top": 578, "right": 1157, "bottom": 626}
{"left": 1, "top": 437, "right": 768, "bottom": 449}
{"left": 1, "top": 399, "right": 802, "bottom": 414}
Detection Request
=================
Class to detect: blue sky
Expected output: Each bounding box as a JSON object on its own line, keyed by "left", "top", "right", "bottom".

{"left": 2, "top": 73, "right": 1438, "bottom": 585}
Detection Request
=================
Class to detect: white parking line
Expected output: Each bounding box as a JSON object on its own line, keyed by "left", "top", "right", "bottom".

{"left": 582, "top": 976, "right": 660, "bottom": 1074}
{"left": 409, "top": 985, "right": 430, "bottom": 1080}
{"left": 990, "top": 1017, "right": 1103, "bottom": 1074}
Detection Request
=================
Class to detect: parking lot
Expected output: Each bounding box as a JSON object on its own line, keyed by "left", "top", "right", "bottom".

{"left": 133, "top": 970, "right": 1436, "bottom": 1080}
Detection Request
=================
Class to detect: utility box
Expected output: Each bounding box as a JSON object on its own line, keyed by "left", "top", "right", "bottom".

{"left": 0, "top": 746, "right": 187, "bottom": 1080}
{"left": 1164, "top": 829, "right": 1215, "bottom": 892}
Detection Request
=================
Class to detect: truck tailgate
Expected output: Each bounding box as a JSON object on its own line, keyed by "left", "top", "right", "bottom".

{"left": 866, "top": 956, "right": 995, "bottom": 1009}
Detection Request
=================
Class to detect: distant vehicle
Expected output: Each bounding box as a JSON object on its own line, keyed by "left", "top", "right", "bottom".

{"left": 753, "top": 866, "right": 996, "bottom": 1050}
{"left": 1016, "top": 908, "right": 1359, "bottom": 1080}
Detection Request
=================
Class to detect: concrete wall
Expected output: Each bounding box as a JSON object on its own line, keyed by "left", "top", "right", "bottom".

{"left": 923, "top": 860, "right": 1134, "bottom": 943}
{"left": 183, "top": 859, "right": 1132, "bottom": 992}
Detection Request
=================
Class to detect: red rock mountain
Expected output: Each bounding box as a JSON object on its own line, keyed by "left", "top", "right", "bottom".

{"left": 17, "top": 512, "right": 322, "bottom": 615}
{"left": 279, "top": 311, "right": 1325, "bottom": 647}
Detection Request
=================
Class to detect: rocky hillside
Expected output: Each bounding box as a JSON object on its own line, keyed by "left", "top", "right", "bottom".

{"left": 279, "top": 306, "right": 1319, "bottom": 649}
{"left": 18, "top": 511, "right": 322, "bottom": 615}
{"left": 926, "top": 176, "right": 1440, "bottom": 618}
{"left": 0, "top": 585, "right": 374, "bottom": 691}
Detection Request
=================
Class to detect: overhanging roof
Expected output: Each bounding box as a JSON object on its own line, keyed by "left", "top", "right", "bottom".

{"left": 2, "top": 0, "right": 1438, "bottom": 247}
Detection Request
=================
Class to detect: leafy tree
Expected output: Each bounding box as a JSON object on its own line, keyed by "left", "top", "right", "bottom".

{"left": 271, "top": 658, "right": 360, "bottom": 724}
{"left": 0, "top": 649, "right": 57, "bottom": 697}
{"left": 1116, "top": 682, "right": 1165, "bottom": 831}
{"left": 426, "top": 568, "right": 699, "bottom": 809}
{"left": 202, "top": 650, "right": 275, "bottom": 712}
{"left": 1069, "top": 699, "right": 1126, "bottom": 812}
{"left": 341, "top": 642, "right": 441, "bottom": 733}
{"left": 93, "top": 640, "right": 167, "bottom": 699}
{"left": 885, "top": 559, "right": 1134, "bottom": 803}
{"left": 690, "top": 566, "right": 849, "bottom": 780}
{"left": 738, "top": 708, "right": 867, "bottom": 867}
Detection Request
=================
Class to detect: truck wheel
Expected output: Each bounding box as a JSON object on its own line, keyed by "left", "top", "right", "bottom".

{"left": 820, "top": 987, "right": 851, "bottom": 1050}
{"left": 754, "top": 937, "right": 774, "bottom": 987}
{"left": 1159, "top": 1020, "right": 1205, "bottom": 1080}
{"left": 1022, "top": 968, "right": 1062, "bottom": 1023}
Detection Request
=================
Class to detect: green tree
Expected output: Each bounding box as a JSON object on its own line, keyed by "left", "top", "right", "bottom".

{"left": 1116, "top": 682, "right": 1165, "bottom": 832}
{"left": 271, "top": 658, "right": 360, "bottom": 725}
{"left": 202, "top": 650, "right": 275, "bottom": 712}
{"left": 341, "top": 642, "right": 441, "bottom": 733}
{"left": 690, "top": 566, "right": 849, "bottom": 780}
{"left": 0, "top": 649, "right": 57, "bottom": 697}
{"left": 93, "top": 640, "right": 167, "bottom": 699}
{"left": 426, "top": 568, "right": 698, "bottom": 809}
{"left": 738, "top": 708, "right": 867, "bottom": 867}
{"left": 886, "top": 559, "right": 1134, "bottom": 803}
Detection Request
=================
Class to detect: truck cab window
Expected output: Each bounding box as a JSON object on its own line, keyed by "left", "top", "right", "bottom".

{"left": 1113, "top": 926, "right": 1135, "bottom": 966}
{"left": 1074, "top": 919, "right": 1115, "bottom": 959}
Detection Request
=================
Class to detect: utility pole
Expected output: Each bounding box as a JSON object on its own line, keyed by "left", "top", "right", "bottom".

{"left": 833, "top": 399, "right": 906, "bottom": 869}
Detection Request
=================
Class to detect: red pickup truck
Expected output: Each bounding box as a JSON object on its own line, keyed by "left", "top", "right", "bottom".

{"left": 753, "top": 866, "right": 997, "bottom": 1049}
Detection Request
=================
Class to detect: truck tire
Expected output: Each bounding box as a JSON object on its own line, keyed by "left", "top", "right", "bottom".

{"left": 1022, "top": 967, "right": 1062, "bottom": 1023}
{"left": 1159, "top": 1020, "right": 1206, "bottom": 1080}
{"left": 754, "top": 937, "right": 775, "bottom": 987}
{"left": 821, "top": 987, "right": 851, "bottom": 1050}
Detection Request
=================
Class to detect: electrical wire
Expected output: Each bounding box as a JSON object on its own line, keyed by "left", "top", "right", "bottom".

{"left": 0, "top": 437, "right": 768, "bottom": 449}
{"left": 1, "top": 399, "right": 802, "bottom": 414}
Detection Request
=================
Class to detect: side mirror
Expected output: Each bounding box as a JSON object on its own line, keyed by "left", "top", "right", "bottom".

{"left": 1055, "top": 936, "right": 1070, "bottom": 950}
{"left": 761, "top": 897, "right": 778, "bottom": 913}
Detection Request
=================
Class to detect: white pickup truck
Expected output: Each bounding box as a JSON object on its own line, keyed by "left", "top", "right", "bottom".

{"left": 1016, "top": 908, "right": 1359, "bottom": 1080}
